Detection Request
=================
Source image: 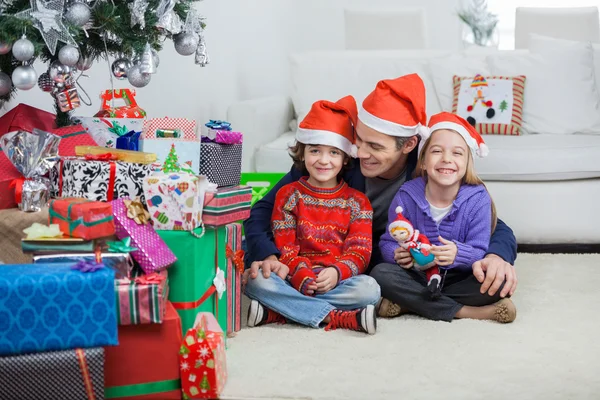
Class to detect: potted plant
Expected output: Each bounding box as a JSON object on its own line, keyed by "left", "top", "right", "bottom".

{"left": 458, "top": 0, "right": 500, "bottom": 48}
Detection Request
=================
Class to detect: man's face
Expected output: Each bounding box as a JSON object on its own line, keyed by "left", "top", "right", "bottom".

{"left": 355, "top": 120, "right": 405, "bottom": 179}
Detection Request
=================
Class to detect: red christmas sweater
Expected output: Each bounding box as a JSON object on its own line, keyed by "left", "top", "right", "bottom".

{"left": 271, "top": 177, "right": 373, "bottom": 294}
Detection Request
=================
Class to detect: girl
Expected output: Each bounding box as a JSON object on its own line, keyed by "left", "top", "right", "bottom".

{"left": 244, "top": 95, "right": 380, "bottom": 334}
{"left": 378, "top": 112, "right": 516, "bottom": 323}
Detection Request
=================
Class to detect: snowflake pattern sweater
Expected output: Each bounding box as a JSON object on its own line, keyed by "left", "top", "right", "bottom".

{"left": 272, "top": 177, "right": 373, "bottom": 294}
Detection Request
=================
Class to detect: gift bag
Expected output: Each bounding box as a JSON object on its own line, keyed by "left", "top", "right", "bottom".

{"left": 76, "top": 117, "right": 145, "bottom": 149}
{"left": 94, "top": 89, "right": 147, "bottom": 118}
{"left": 140, "top": 118, "right": 201, "bottom": 174}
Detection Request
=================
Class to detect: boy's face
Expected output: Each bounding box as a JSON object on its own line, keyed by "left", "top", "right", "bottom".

{"left": 303, "top": 144, "right": 346, "bottom": 188}
{"left": 355, "top": 120, "right": 411, "bottom": 179}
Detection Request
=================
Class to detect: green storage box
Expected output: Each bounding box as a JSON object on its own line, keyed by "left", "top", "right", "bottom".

{"left": 240, "top": 172, "right": 286, "bottom": 206}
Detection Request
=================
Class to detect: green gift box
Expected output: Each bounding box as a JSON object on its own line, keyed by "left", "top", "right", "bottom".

{"left": 157, "top": 226, "right": 228, "bottom": 335}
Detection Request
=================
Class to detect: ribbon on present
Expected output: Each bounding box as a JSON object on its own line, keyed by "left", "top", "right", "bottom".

{"left": 226, "top": 245, "right": 245, "bottom": 275}
{"left": 23, "top": 222, "right": 63, "bottom": 239}
{"left": 9, "top": 177, "right": 31, "bottom": 204}
{"left": 124, "top": 197, "right": 150, "bottom": 225}
{"left": 134, "top": 271, "right": 167, "bottom": 285}
{"left": 72, "top": 259, "right": 105, "bottom": 272}
{"left": 204, "top": 120, "right": 232, "bottom": 131}
{"left": 107, "top": 121, "right": 130, "bottom": 137}
{"left": 107, "top": 237, "right": 138, "bottom": 253}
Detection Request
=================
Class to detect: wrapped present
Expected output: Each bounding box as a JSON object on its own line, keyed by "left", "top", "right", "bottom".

{"left": 0, "top": 103, "right": 56, "bottom": 137}
{"left": 75, "top": 146, "right": 156, "bottom": 164}
{"left": 50, "top": 156, "right": 154, "bottom": 204}
{"left": 116, "top": 269, "right": 169, "bottom": 325}
{"left": 143, "top": 171, "right": 213, "bottom": 232}
{"left": 225, "top": 223, "right": 244, "bottom": 335}
{"left": 104, "top": 302, "right": 182, "bottom": 400}
{"left": 48, "top": 198, "right": 115, "bottom": 240}
{"left": 76, "top": 117, "right": 145, "bottom": 149}
{"left": 157, "top": 226, "right": 228, "bottom": 334}
{"left": 22, "top": 238, "right": 95, "bottom": 254}
{"left": 94, "top": 89, "right": 147, "bottom": 118}
{"left": 0, "top": 347, "right": 104, "bottom": 400}
{"left": 203, "top": 186, "right": 252, "bottom": 227}
{"left": 112, "top": 198, "right": 177, "bottom": 273}
{"left": 116, "top": 130, "right": 141, "bottom": 151}
{"left": 198, "top": 142, "right": 242, "bottom": 187}
{"left": 180, "top": 312, "right": 228, "bottom": 399}
{"left": 214, "top": 130, "right": 243, "bottom": 145}
{"left": 56, "top": 87, "right": 81, "bottom": 112}
{"left": 0, "top": 152, "right": 22, "bottom": 210}
{"left": 0, "top": 263, "right": 117, "bottom": 356}
{"left": 53, "top": 125, "right": 98, "bottom": 157}
{"left": 33, "top": 251, "right": 135, "bottom": 279}
{"left": 140, "top": 117, "right": 201, "bottom": 174}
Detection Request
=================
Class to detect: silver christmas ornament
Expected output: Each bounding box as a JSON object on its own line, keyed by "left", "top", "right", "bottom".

{"left": 12, "top": 35, "right": 35, "bottom": 61}
{"left": 11, "top": 65, "right": 37, "bottom": 90}
{"left": 156, "top": 0, "right": 182, "bottom": 34}
{"left": 127, "top": 65, "right": 151, "bottom": 88}
{"left": 174, "top": 32, "right": 199, "bottom": 56}
{"left": 37, "top": 72, "right": 54, "bottom": 92}
{"left": 58, "top": 45, "right": 80, "bottom": 66}
{"left": 0, "top": 41, "right": 12, "bottom": 55}
{"left": 64, "top": 2, "right": 91, "bottom": 27}
{"left": 14, "top": 0, "right": 78, "bottom": 55}
{"left": 139, "top": 43, "right": 156, "bottom": 74}
{"left": 0, "top": 72, "right": 12, "bottom": 96}
{"left": 129, "top": 0, "right": 149, "bottom": 29}
{"left": 76, "top": 54, "right": 93, "bottom": 71}
{"left": 195, "top": 36, "right": 210, "bottom": 67}
{"left": 112, "top": 58, "right": 132, "bottom": 80}
{"left": 49, "top": 60, "right": 73, "bottom": 83}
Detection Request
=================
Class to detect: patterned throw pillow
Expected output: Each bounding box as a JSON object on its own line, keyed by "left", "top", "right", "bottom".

{"left": 451, "top": 75, "right": 526, "bottom": 135}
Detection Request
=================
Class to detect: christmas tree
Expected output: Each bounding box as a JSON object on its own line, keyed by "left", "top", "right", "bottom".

{"left": 0, "top": 0, "right": 209, "bottom": 126}
{"left": 499, "top": 100, "right": 508, "bottom": 112}
{"left": 200, "top": 374, "right": 210, "bottom": 393}
{"left": 162, "top": 144, "right": 181, "bottom": 172}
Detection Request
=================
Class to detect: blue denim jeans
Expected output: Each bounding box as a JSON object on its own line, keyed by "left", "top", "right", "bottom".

{"left": 244, "top": 273, "right": 381, "bottom": 328}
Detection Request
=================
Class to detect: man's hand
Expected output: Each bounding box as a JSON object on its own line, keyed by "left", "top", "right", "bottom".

{"left": 315, "top": 268, "right": 339, "bottom": 294}
{"left": 394, "top": 247, "right": 413, "bottom": 268}
{"left": 472, "top": 254, "right": 518, "bottom": 298}
{"left": 431, "top": 236, "right": 458, "bottom": 266}
{"left": 241, "top": 255, "right": 289, "bottom": 286}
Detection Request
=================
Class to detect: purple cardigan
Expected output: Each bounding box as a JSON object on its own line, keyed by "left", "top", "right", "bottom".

{"left": 380, "top": 177, "right": 492, "bottom": 272}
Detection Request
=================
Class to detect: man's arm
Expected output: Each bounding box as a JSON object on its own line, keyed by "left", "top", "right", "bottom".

{"left": 487, "top": 218, "right": 517, "bottom": 265}
{"left": 243, "top": 166, "right": 303, "bottom": 267}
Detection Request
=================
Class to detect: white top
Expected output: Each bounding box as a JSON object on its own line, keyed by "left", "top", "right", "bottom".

{"left": 429, "top": 203, "right": 453, "bottom": 226}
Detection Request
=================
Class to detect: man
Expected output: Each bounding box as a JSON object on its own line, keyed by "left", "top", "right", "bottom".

{"left": 243, "top": 73, "right": 518, "bottom": 324}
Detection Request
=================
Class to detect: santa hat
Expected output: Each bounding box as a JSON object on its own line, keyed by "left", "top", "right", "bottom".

{"left": 296, "top": 95, "right": 358, "bottom": 157}
{"left": 418, "top": 112, "right": 489, "bottom": 158}
{"left": 470, "top": 74, "right": 488, "bottom": 88}
{"left": 388, "top": 206, "right": 414, "bottom": 235}
{"left": 358, "top": 73, "right": 429, "bottom": 137}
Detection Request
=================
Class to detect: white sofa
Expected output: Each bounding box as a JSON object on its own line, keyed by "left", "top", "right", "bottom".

{"left": 228, "top": 35, "right": 600, "bottom": 245}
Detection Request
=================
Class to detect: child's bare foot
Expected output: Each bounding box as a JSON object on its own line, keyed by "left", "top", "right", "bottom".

{"left": 492, "top": 298, "right": 517, "bottom": 323}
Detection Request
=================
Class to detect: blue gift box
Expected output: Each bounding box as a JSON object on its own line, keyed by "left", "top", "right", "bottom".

{"left": 116, "top": 130, "right": 141, "bottom": 151}
{"left": 0, "top": 263, "right": 118, "bottom": 356}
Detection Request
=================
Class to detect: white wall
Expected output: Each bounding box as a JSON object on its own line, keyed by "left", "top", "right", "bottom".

{"left": 1, "top": 0, "right": 461, "bottom": 124}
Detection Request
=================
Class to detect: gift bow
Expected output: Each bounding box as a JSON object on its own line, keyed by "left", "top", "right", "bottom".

{"left": 23, "top": 222, "right": 63, "bottom": 239}
{"left": 72, "top": 260, "right": 105, "bottom": 273}
{"left": 134, "top": 272, "right": 167, "bottom": 285}
{"left": 108, "top": 121, "right": 129, "bottom": 137}
{"left": 226, "top": 245, "right": 245, "bottom": 274}
{"left": 107, "top": 237, "right": 138, "bottom": 253}
{"left": 85, "top": 153, "right": 118, "bottom": 161}
{"left": 124, "top": 198, "right": 150, "bottom": 225}
{"left": 205, "top": 119, "right": 232, "bottom": 131}
{"left": 213, "top": 268, "right": 226, "bottom": 299}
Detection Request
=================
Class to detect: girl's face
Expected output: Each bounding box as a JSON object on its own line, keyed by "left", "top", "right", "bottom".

{"left": 304, "top": 144, "right": 346, "bottom": 188}
{"left": 423, "top": 129, "right": 469, "bottom": 188}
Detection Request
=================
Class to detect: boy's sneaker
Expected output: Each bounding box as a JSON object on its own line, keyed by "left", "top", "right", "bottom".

{"left": 324, "top": 305, "right": 376, "bottom": 335}
{"left": 247, "top": 299, "right": 286, "bottom": 327}
{"left": 376, "top": 297, "right": 402, "bottom": 318}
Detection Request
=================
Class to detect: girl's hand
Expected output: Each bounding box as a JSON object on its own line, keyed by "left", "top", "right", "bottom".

{"left": 431, "top": 236, "right": 458, "bottom": 266}
{"left": 315, "top": 268, "right": 339, "bottom": 294}
{"left": 394, "top": 247, "right": 413, "bottom": 269}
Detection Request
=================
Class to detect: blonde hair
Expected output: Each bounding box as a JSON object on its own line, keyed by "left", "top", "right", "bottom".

{"left": 414, "top": 131, "right": 497, "bottom": 233}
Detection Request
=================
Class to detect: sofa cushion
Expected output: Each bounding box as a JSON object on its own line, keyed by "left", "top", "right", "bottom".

{"left": 255, "top": 132, "right": 295, "bottom": 172}
{"left": 452, "top": 75, "right": 526, "bottom": 136}
{"left": 475, "top": 134, "right": 600, "bottom": 181}
{"left": 289, "top": 50, "right": 448, "bottom": 126}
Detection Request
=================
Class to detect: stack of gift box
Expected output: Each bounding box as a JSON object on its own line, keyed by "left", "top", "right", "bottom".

{"left": 0, "top": 92, "right": 251, "bottom": 399}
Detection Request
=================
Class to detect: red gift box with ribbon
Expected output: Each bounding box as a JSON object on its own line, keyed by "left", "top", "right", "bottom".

{"left": 48, "top": 198, "right": 115, "bottom": 240}
{"left": 225, "top": 223, "right": 244, "bottom": 335}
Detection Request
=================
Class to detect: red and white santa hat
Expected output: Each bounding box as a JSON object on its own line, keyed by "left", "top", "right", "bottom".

{"left": 296, "top": 95, "right": 358, "bottom": 157}
{"left": 358, "top": 73, "right": 429, "bottom": 137}
{"left": 419, "top": 112, "right": 489, "bottom": 158}
{"left": 388, "top": 206, "right": 414, "bottom": 235}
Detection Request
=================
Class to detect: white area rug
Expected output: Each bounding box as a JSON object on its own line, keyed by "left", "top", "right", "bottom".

{"left": 220, "top": 254, "right": 600, "bottom": 400}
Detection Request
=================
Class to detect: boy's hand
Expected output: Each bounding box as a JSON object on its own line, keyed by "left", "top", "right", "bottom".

{"left": 315, "top": 268, "right": 339, "bottom": 294}
{"left": 394, "top": 247, "right": 413, "bottom": 268}
{"left": 431, "top": 236, "right": 458, "bottom": 266}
